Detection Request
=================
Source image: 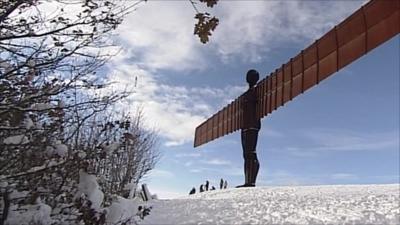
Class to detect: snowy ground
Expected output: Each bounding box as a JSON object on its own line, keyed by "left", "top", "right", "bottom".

{"left": 141, "top": 184, "right": 399, "bottom": 225}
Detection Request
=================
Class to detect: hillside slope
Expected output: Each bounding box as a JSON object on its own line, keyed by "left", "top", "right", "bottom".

{"left": 142, "top": 184, "right": 399, "bottom": 225}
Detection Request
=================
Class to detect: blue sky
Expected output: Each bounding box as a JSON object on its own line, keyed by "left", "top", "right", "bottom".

{"left": 105, "top": 0, "right": 399, "bottom": 198}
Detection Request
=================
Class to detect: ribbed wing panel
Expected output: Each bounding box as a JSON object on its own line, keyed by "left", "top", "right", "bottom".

{"left": 194, "top": 0, "right": 399, "bottom": 148}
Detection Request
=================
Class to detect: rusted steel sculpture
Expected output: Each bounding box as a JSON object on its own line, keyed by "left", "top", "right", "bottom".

{"left": 194, "top": 0, "right": 399, "bottom": 148}
{"left": 236, "top": 70, "right": 261, "bottom": 187}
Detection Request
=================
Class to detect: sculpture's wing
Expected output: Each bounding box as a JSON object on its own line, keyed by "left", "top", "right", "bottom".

{"left": 194, "top": 0, "right": 399, "bottom": 148}
{"left": 194, "top": 95, "right": 243, "bottom": 147}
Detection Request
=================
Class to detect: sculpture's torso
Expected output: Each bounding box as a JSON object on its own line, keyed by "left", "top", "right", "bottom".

{"left": 242, "top": 87, "right": 261, "bottom": 130}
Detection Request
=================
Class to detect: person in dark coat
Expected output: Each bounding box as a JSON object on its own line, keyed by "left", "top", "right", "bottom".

{"left": 199, "top": 184, "right": 204, "bottom": 193}
{"left": 205, "top": 180, "right": 209, "bottom": 191}
{"left": 189, "top": 187, "right": 196, "bottom": 195}
{"left": 237, "top": 70, "right": 261, "bottom": 188}
{"left": 220, "top": 178, "right": 224, "bottom": 189}
{"left": 223, "top": 180, "right": 228, "bottom": 189}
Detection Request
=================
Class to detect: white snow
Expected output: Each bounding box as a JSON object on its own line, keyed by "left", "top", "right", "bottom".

{"left": 0, "top": 61, "right": 12, "bottom": 73}
{"left": 9, "top": 190, "right": 29, "bottom": 200}
{"left": 54, "top": 141, "right": 68, "bottom": 157}
{"left": 45, "top": 146, "right": 55, "bottom": 157}
{"left": 31, "top": 103, "right": 54, "bottom": 110}
{"left": 76, "top": 170, "right": 104, "bottom": 210}
{"left": 22, "top": 116, "right": 34, "bottom": 129}
{"left": 5, "top": 198, "right": 53, "bottom": 225}
{"left": 106, "top": 196, "right": 142, "bottom": 224}
{"left": 77, "top": 150, "right": 87, "bottom": 158}
{"left": 0, "top": 179, "right": 7, "bottom": 188}
{"left": 124, "top": 181, "right": 137, "bottom": 199}
{"left": 104, "top": 142, "right": 120, "bottom": 152}
{"left": 45, "top": 141, "right": 68, "bottom": 157}
{"left": 141, "top": 184, "right": 400, "bottom": 225}
{"left": 3, "top": 134, "right": 29, "bottom": 144}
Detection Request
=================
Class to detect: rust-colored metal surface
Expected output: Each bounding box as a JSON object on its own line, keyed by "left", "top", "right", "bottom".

{"left": 194, "top": 0, "right": 399, "bottom": 148}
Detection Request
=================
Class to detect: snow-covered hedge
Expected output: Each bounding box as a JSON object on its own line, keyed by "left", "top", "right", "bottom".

{"left": 0, "top": 1, "right": 158, "bottom": 224}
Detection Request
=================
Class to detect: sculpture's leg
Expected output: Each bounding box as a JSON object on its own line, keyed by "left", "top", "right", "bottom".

{"left": 247, "top": 151, "right": 259, "bottom": 186}
{"left": 248, "top": 129, "right": 259, "bottom": 186}
{"left": 238, "top": 129, "right": 260, "bottom": 187}
{"left": 244, "top": 154, "right": 251, "bottom": 185}
{"left": 241, "top": 131, "right": 249, "bottom": 185}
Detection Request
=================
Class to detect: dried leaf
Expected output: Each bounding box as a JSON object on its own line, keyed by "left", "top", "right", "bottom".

{"left": 194, "top": 13, "right": 219, "bottom": 44}
{"left": 199, "top": 0, "right": 218, "bottom": 8}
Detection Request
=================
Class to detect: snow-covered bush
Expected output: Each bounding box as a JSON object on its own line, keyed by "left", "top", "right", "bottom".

{"left": 0, "top": 67, "right": 158, "bottom": 225}
{"left": 78, "top": 111, "right": 159, "bottom": 202}
{"left": 0, "top": 1, "right": 158, "bottom": 224}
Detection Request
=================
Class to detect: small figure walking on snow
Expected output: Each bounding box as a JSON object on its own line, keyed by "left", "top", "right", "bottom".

{"left": 189, "top": 187, "right": 196, "bottom": 195}
{"left": 223, "top": 180, "right": 228, "bottom": 189}
{"left": 200, "top": 184, "right": 204, "bottom": 193}
{"left": 137, "top": 206, "right": 152, "bottom": 219}
{"left": 205, "top": 180, "right": 210, "bottom": 191}
{"left": 220, "top": 178, "right": 224, "bottom": 189}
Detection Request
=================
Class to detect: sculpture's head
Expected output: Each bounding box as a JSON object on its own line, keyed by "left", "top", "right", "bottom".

{"left": 246, "top": 69, "right": 259, "bottom": 87}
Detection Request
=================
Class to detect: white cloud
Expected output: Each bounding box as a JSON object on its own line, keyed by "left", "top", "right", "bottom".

{"left": 184, "top": 161, "right": 193, "bottom": 167}
{"left": 189, "top": 169, "right": 203, "bottom": 173}
{"left": 188, "top": 165, "right": 242, "bottom": 176}
{"left": 220, "top": 167, "right": 243, "bottom": 177}
{"left": 176, "top": 153, "right": 201, "bottom": 158}
{"left": 200, "top": 158, "right": 232, "bottom": 166}
{"left": 106, "top": 58, "right": 244, "bottom": 146}
{"left": 260, "top": 129, "right": 284, "bottom": 138}
{"left": 105, "top": 1, "right": 365, "bottom": 147}
{"left": 115, "top": 1, "right": 207, "bottom": 71}
{"left": 303, "top": 129, "right": 399, "bottom": 152}
{"left": 115, "top": 1, "right": 364, "bottom": 69}
{"left": 284, "top": 147, "right": 318, "bottom": 158}
{"left": 148, "top": 169, "right": 175, "bottom": 179}
{"left": 281, "top": 129, "right": 399, "bottom": 157}
{"left": 210, "top": 1, "right": 363, "bottom": 63}
{"left": 331, "top": 173, "right": 358, "bottom": 180}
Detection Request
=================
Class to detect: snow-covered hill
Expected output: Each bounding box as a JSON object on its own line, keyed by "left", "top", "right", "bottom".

{"left": 142, "top": 184, "right": 399, "bottom": 225}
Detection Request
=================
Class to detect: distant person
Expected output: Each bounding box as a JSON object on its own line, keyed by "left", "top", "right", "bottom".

{"left": 220, "top": 178, "right": 224, "bottom": 189}
{"left": 137, "top": 206, "right": 152, "bottom": 219}
{"left": 189, "top": 187, "right": 196, "bottom": 195}
{"left": 211, "top": 186, "right": 216, "bottom": 191}
{"left": 223, "top": 180, "right": 228, "bottom": 189}
{"left": 200, "top": 184, "right": 204, "bottom": 193}
{"left": 205, "top": 180, "right": 210, "bottom": 191}
{"left": 237, "top": 69, "right": 261, "bottom": 188}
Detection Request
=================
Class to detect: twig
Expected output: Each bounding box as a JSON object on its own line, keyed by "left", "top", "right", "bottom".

{"left": 189, "top": 0, "right": 200, "bottom": 14}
